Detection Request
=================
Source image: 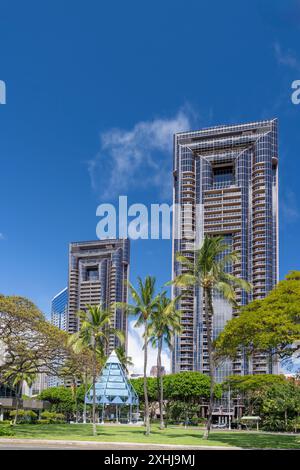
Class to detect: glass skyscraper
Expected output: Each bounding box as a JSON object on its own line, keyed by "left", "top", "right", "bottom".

{"left": 67, "top": 239, "right": 130, "bottom": 352}
{"left": 172, "top": 119, "right": 279, "bottom": 381}
{"left": 51, "top": 287, "right": 68, "bottom": 331}
{"left": 48, "top": 287, "right": 68, "bottom": 388}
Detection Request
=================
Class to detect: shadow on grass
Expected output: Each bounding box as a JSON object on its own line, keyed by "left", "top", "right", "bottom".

{"left": 14, "top": 424, "right": 220, "bottom": 445}
{"left": 211, "top": 431, "right": 300, "bottom": 449}
{"left": 13, "top": 424, "right": 300, "bottom": 449}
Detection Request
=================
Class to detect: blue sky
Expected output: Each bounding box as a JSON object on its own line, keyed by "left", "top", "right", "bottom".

{"left": 1, "top": 0, "right": 300, "bottom": 372}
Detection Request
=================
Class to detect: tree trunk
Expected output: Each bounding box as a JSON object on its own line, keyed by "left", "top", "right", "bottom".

{"left": 144, "top": 319, "right": 150, "bottom": 435}
{"left": 74, "top": 381, "right": 78, "bottom": 423}
{"left": 92, "top": 375, "right": 96, "bottom": 435}
{"left": 203, "top": 287, "right": 214, "bottom": 440}
{"left": 14, "top": 382, "right": 23, "bottom": 425}
{"left": 157, "top": 336, "right": 165, "bottom": 430}
{"left": 92, "top": 350, "right": 97, "bottom": 436}
{"left": 83, "top": 370, "right": 87, "bottom": 424}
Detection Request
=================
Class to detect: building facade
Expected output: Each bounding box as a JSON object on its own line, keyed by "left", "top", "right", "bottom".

{"left": 150, "top": 365, "right": 166, "bottom": 377}
{"left": 23, "top": 374, "right": 48, "bottom": 396}
{"left": 47, "top": 287, "right": 68, "bottom": 388}
{"left": 51, "top": 287, "right": 68, "bottom": 331}
{"left": 67, "top": 239, "right": 130, "bottom": 351}
{"left": 172, "top": 119, "right": 279, "bottom": 381}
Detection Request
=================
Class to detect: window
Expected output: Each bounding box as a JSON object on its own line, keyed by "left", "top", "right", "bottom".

{"left": 213, "top": 165, "right": 234, "bottom": 186}
{"left": 86, "top": 267, "right": 99, "bottom": 281}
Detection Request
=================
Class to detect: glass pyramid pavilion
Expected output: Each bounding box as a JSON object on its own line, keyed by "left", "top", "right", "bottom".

{"left": 85, "top": 350, "right": 139, "bottom": 407}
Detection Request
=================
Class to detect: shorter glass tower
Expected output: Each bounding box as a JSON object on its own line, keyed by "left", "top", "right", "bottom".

{"left": 51, "top": 287, "right": 68, "bottom": 331}
{"left": 48, "top": 287, "right": 68, "bottom": 387}
{"left": 68, "top": 239, "right": 130, "bottom": 353}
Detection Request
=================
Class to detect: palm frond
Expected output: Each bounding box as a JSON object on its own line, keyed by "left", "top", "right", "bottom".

{"left": 171, "top": 273, "right": 197, "bottom": 288}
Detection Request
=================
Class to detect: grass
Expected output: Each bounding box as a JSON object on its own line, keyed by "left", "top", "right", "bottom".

{"left": 1, "top": 424, "right": 300, "bottom": 448}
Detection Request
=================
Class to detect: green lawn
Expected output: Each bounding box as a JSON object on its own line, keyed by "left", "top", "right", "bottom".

{"left": 2, "top": 424, "right": 300, "bottom": 449}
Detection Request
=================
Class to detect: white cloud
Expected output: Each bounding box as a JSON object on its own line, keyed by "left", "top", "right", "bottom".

{"left": 127, "top": 319, "right": 170, "bottom": 375}
{"left": 274, "top": 42, "right": 300, "bottom": 72}
{"left": 88, "top": 108, "right": 193, "bottom": 200}
{"left": 0, "top": 233, "right": 5, "bottom": 240}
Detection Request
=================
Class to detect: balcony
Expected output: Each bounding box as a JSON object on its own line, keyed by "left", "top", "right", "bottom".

{"left": 253, "top": 178, "right": 265, "bottom": 187}
{"left": 253, "top": 186, "right": 266, "bottom": 195}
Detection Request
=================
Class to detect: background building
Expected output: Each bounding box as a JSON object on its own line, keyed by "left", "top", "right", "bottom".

{"left": 23, "top": 374, "right": 48, "bottom": 397}
{"left": 47, "top": 287, "right": 68, "bottom": 388}
{"left": 51, "top": 287, "right": 68, "bottom": 331}
{"left": 150, "top": 365, "right": 166, "bottom": 377}
{"left": 172, "top": 119, "right": 279, "bottom": 380}
{"left": 67, "top": 239, "right": 130, "bottom": 352}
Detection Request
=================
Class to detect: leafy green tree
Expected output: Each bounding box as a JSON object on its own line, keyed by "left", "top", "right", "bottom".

{"left": 164, "top": 371, "right": 222, "bottom": 402}
{"left": 215, "top": 271, "right": 300, "bottom": 361}
{"left": 222, "top": 374, "right": 300, "bottom": 431}
{"left": 71, "top": 305, "right": 124, "bottom": 436}
{"left": 148, "top": 292, "right": 182, "bottom": 429}
{"left": 119, "top": 276, "right": 160, "bottom": 435}
{"left": 131, "top": 377, "right": 158, "bottom": 402}
{"left": 132, "top": 372, "right": 220, "bottom": 426}
{"left": 172, "top": 235, "right": 250, "bottom": 438}
{"left": 0, "top": 295, "right": 70, "bottom": 379}
{"left": 166, "top": 401, "right": 202, "bottom": 426}
{"left": 38, "top": 386, "right": 75, "bottom": 416}
{"left": 223, "top": 374, "right": 287, "bottom": 415}
{"left": 260, "top": 380, "right": 300, "bottom": 431}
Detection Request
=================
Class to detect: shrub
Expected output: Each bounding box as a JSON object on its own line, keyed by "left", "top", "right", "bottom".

{"left": 40, "top": 411, "right": 65, "bottom": 423}
{"left": 0, "top": 425, "right": 15, "bottom": 436}
{"left": 261, "top": 416, "right": 287, "bottom": 432}
{"left": 9, "top": 409, "right": 38, "bottom": 423}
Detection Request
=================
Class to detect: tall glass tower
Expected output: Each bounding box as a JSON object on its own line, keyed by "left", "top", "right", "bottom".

{"left": 67, "top": 239, "right": 130, "bottom": 352}
{"left": 172, "top": 119, "right": 279, "bottom": 381}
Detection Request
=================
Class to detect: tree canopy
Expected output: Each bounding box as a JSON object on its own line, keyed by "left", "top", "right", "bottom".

{"left": 131, "top": 371, "right": 222, "bottom": 403}
{"left": 223, "top": 374, "right": 287, "bottom": 394}
{"left": 0, "top": 295, "right": 73, "bottom": 381}
{"left": 38, "top": 386, "right": 79, "bottom": 414}
{"left": 221, "top": 374, "right": 300, "bottom": 432}
{"left": 215, "top": 272, "right": 300, "bottom": 361}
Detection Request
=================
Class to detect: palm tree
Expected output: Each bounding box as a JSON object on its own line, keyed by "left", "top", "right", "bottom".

{"left": 172, "top": 235, "right": 251, "bottom": 439}
{"left": 119, "top": 276, "right": 160, "bottom": 435}
{"left": 115, "top": 346, "right": 134, "bottom": 374}
{"left": 3, "top": 368, "right": 36, "bottom": 424}
{"left": 71, "top": 305, "right": 124, "bottom": 436}
{"left": 148, "top": 292, "right": 182, "bottom": 429}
